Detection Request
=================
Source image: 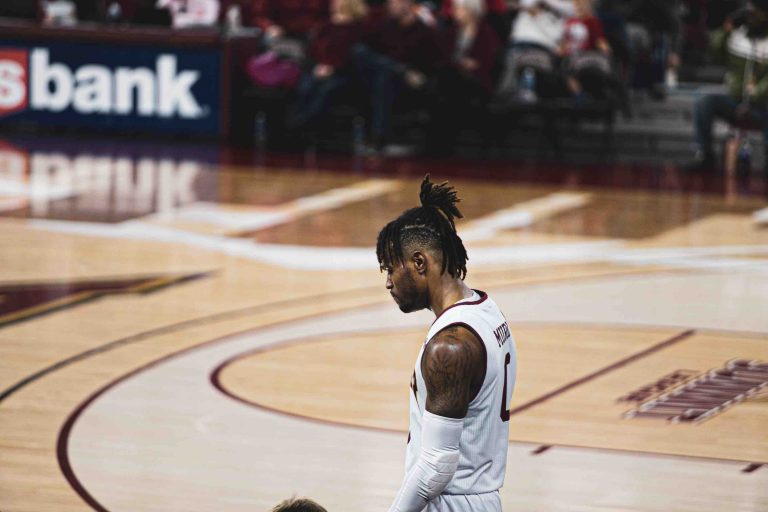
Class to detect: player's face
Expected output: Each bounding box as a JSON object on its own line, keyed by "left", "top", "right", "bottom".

{"left": 382, "top": 260, "right": 428, "bottom": 313}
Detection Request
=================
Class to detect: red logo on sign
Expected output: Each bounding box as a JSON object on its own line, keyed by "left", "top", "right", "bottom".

{"left": 0, "top": 49, "right": 29, "bottom": 117}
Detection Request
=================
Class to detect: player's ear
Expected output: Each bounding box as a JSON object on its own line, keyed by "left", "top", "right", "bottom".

{"left": 412, "top": 251, "right": 427, "bottom": 275}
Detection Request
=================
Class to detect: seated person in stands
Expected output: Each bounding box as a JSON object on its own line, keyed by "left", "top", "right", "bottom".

{"left": 621, "top": 0, "right": 681, "bottom": 99}
{"left": 496, "top": 0, "right": 575, "bottom": 99}
{"left": 439, "top": 0, "right": 510, "bottom": 40}
{"left": 687, "top": 0, "right": 768, "bottom": 172}
{"left": 288, "top": 0, "right": 368, "bottom": 131}
{"left": 351, "top": 0, "right": 446, "bottom": 152}
{"left": 246, "top": 0, "right": 330, "bottom": 40}
{"left": 426, "top": 0, "right": 502, "bottom": 155}
{"left": 559, "top": 0, "right": 625, "bottom": 106}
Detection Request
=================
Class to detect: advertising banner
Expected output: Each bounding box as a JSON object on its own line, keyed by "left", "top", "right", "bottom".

{"left": 0, "top": 40, "right": 222, "bottom": 136}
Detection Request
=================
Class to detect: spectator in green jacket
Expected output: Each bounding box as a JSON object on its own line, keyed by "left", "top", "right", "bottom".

{"left": 688, "top": 0, "right": 768, "bottom": 172}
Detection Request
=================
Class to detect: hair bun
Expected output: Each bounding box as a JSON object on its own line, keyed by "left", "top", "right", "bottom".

{"left": 419, "top": 174, "right": 463, "bottom": 226}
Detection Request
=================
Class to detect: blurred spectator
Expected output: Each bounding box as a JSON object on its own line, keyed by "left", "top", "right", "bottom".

{"left": 441, "top": 0, "right": 508, "bottom": 19}
{"left": 287, "top": 0, "right": 368, "bottom": 131}
{"left": 440, "top": 0, "right": 510, "bottom": 39}
{"left": 240, "top": 0, "right": 331, "bottom": 94}
{"left": 560, "top": 0, "right": 611, "bottom": 99}
{"left": 427, "top": 0, "right": 502, "bottom": 154}
{"left": 496, "top": 0, "right": 575, "bottom": 99}
{"left": 561, "top": 0, "right": 608, "bottom": 57}
{"left": 688, "top": 0, "right": 768, "bottom": 172}
{"left": 248, "top": 0, "right": 330, "bottom": 39}
{"left": 622, "top": 0, "right": 682, "bottom": 98}
{"left": 41, "top": 0, "right": 78, "bottom": 24}
{"left": 511, "top": 0, "right": 574, "bottom": 51}
{"left": 593, "top": 0, "right": 631, "bottom": 77}
{"left": 157, "top": 0, "right": 220, "bottom": 27}
{"left": 272, "top": 497, "right": 328, "bottom": 512}
{"left": 39, "top": 0, "right": 103, "bottom": 24}
{"left": 351, "top": 0, "right": 446, "bottom": 151}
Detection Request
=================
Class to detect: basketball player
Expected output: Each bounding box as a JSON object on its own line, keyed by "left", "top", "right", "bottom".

{"left": 376, "top": 175, "right": 517, "bottom": 512}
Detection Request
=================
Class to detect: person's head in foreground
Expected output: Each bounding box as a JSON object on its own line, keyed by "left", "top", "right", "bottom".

{"left": 376, "top": 174, "right": 469, "bottom": 314}
{"left": 271, "top": 497, "right": 328, "bottom": 512}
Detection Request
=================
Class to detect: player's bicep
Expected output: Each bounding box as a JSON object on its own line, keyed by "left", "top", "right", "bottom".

{"left": 421, "top": 325, "right": 485, "bottom": 419}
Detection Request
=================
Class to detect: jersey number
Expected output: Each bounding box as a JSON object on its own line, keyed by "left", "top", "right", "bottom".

{"left": 500, "top": 352, "right": 511, "bottom": 422}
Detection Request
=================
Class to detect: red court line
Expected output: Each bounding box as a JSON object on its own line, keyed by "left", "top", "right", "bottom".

{"left": 508, "top": 329, "right": 697, "bottom": 417}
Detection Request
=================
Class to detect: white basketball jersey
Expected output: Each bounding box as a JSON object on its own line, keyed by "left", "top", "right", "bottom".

{"left": 405, "top": 290, "right": 517, "bottom": 496}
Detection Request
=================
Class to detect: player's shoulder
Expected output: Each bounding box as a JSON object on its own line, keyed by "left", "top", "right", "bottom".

{"left": 428, "top": 322, "right": 482, "bottom": 347}
{"left": 422, "top": 324, "right": 486, "bottom": 382}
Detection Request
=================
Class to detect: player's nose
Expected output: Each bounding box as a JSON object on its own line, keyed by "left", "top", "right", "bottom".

{"left": 386, "top": 276, "right": 393, "bottom": 289}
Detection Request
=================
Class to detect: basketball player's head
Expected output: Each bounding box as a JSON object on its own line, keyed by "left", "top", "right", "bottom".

{"left": 376, "top": 175, "right": 468, "bottom": 313}
{"left": 271, "top": 497, "right": 328, "bottom": 512}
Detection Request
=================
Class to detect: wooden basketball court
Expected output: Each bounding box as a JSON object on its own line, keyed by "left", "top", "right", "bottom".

{"left": 0, "top": 139, "right": 767, "bottom": 511}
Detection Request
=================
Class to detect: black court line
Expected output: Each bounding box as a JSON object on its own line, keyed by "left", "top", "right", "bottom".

{"left": 509, "top": 329, "right": 697, "bottom": 417}
{"left": 742, "top": 463, "right": 763, "bottom": 473}
{"left": 531, "top": 445, "right": 552, "bottom": 455}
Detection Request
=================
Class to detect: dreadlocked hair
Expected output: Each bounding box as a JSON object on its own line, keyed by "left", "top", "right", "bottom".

{"left": 376, "top": 174, "right": 469, "bottom": 279}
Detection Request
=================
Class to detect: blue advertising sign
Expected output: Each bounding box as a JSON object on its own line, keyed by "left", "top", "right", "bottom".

{"left": 0, "top": 41, "right": 222, "bottom": 136}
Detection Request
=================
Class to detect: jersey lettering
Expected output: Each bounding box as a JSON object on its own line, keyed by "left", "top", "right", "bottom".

{"left": 493, "top": 321, "right": 511, "bottom": 347}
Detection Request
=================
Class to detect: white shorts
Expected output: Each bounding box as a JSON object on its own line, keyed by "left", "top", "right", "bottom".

{"left": 424, "top": 491, "right": 502, "bottom": 512}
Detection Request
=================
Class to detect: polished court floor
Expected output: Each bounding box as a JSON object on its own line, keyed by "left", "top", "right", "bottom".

{"left": 0, "top": 135, "right": 767, "bottom": 511}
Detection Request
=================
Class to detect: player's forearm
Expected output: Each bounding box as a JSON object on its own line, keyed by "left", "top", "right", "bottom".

{"left": 388, "top": 412, "right": 463, "bottom": 512}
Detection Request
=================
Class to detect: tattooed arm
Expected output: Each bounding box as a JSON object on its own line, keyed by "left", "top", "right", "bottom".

{"left": 422, "top": 325, "right": 486, "bottom": 419}
{"left": 388, "top": 326, "right": 486, "bottom": 512}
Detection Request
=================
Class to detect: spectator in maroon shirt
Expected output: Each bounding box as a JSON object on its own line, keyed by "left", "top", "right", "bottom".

{"left": 442, "top": 1, "right": 502, "bottom": 94}
{"left": 351, "top": 0, "right": 447, "bottom": 151}
{"left": 247, "top": 0, "right": 330, "bottom": 39}
{"left": 427, "top": 0, "right": 502, "bottom": 155}
{"left": 289, "top": 0, "right": 368, "bottom": 130}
